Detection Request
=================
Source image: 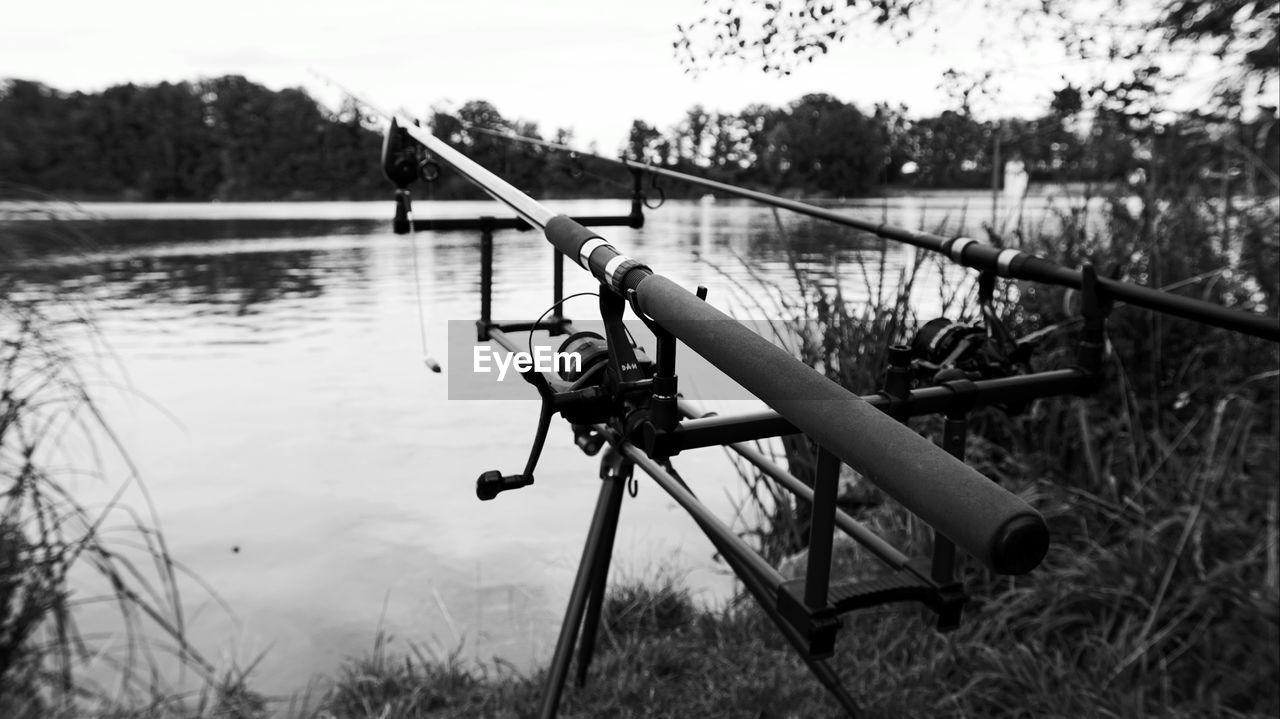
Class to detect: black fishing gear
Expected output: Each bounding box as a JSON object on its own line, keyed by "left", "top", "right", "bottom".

{"left": 380, "top": 116, "right": 1113, "bottom": 718}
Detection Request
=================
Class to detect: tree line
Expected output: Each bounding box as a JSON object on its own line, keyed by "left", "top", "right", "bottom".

{"left": 0, "top": 76, "right": 384, "bottom": 201}
{"left": 1, "top": 75, "right": 1275, "bottom": 201}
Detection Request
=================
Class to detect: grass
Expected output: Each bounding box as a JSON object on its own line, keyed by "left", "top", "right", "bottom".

{"left": 312, "top": 580, "right": 842, "bottom": 718}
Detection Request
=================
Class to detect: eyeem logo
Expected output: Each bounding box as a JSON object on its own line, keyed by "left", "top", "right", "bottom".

{"left": 473, "top": 345, "right": 582, "bottom": 381}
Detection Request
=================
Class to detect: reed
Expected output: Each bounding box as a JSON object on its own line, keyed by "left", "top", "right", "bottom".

{"left": 0, "top": 188, "right": 254, "bottom": 718}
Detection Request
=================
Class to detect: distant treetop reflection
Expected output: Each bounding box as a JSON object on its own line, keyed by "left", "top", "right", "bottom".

{"left": 2, "top": 218, "right": 378, "bottom": 314}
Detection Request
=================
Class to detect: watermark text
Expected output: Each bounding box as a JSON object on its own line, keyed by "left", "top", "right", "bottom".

{"left": 473, "top": 345, "right": 582, "bottom": 381}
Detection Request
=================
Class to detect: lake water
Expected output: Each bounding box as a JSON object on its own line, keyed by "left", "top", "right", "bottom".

{"left": 0, "top": 189, "right": 1100, "bottom": 698}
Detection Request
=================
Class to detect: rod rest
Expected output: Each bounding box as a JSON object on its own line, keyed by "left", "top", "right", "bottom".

{"left": 406, "top": 214, "right": 641, "bottom": 233}
{"left": 777, "top": 559, "right": 967, "bottom": 659}
{"left": 478, "top": 319, "right": 573, "bottom": 342}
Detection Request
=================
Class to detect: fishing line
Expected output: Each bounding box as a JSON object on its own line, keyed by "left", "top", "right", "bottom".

{"left": 467, "top": 121, "right": 668, "bottom": 210}
{"left": 406, "top": 202, "right": 442, "bottom": 373}
{"left": 525, "top": 291, "right": 646, "bottom": 360}
{"left": 527, "top": 292, "right": 599, "bottom": 358}
{"left": 309, "top": 69, "right": 442, "bottom": 372}
{"left": 307, "top": 69, "right": 395, "bottom": 121}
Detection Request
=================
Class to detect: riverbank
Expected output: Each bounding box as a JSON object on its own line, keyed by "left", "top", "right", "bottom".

{"left": 298, "top": 559, "right": 1279, "bottom": 718}
{"left": 7, "top": 561, "right": 1271, "bottom": 718}
{"left": 317, "top": 578, "right": 841, "bottom": 718}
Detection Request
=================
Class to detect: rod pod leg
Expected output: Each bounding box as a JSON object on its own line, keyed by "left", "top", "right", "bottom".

{"left": 931, "top": 411, "right": 968, "bottom": 585}
{"left": 689, "top": 486, "right": 862, "bottom": 718}
{"left": 537, "top": 450, "right": 628, "bottom": 719}
{"left": 616, "top": 443, "right": 862, "bottom": 717}
{"left": 576, "top": 452, "right": 632, "bottom": 686}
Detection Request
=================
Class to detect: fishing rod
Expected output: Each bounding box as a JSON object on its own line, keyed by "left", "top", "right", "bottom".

{"left": 463, "top": 124, "right": 1280, "bottom": 343}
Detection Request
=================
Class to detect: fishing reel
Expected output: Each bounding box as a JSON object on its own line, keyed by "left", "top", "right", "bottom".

{"left": 476, "top": 291, "right": 660, "bottom": 500}
{"left": 898, "top": 267, "right": 1113, "bottom": 414}
{"left": 906, "top": 271, "right": 1040, "bottom": 386}
{"left": 908, "top": 316, "right": 1027, "bottom": 382}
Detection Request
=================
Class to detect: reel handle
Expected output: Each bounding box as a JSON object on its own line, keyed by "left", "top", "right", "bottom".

{"left": 476, "top": 471, "right": 534, "bottom": 500}
{"left": 474, "top": 377, "right": 555, "bottom": 500}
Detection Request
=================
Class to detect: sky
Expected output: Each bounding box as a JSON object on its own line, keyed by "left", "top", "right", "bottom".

{"left": 0, "top": 0, "right": 1247, "bottom": 153}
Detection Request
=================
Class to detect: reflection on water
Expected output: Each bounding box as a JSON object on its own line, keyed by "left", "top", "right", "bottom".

{"left": 0, "top": 217, "right": 383, "bottom": 258}
{"left": 16, "top": 245, "right": 366, "bottom": 308}
{"left": 0, "top": 193, "right": 1093, "bottom": 695}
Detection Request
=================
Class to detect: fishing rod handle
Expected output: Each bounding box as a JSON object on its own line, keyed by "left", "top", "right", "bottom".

{"left": 636, "top": 274, "right": 1048, "bottom": 575}
{"left": 544, "top": 214, "right": 1048, "bottom": 575}
{"left": 545, "top": 216, "right": 650, "bottom": 294}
